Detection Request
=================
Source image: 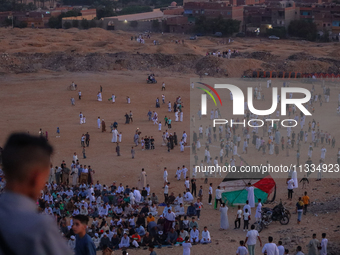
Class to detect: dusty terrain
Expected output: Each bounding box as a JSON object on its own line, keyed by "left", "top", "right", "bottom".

{"left": 1, "top": 28, "right": 340, "bottom": 255}
{"left": 1, "top": 28, "right": 340, "bottom": 76}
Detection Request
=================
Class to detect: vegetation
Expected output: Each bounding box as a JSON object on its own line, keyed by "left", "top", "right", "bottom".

{"left": 64, "top": 21, "right": 72, "bottom": 29}
{"left": 80, "top": 18, "right": 89, "bottom": 29}
{"left": 288, "top": 20, "right": 317, "bottom": 41}
{"left": 72, "top": 19, "right": 79, "bottom": 28}
{"left": 194, "top": 15, "right": 241, "bottom": 36}
{"left": 119, "top": 6, "right": 152, "bottom": 15}
{"left": 89, "top": 19, "right": 97, "bottom": 28}
{"left": 48, "top": 10, "right": 81, "bottom": 29}
{"left": 266, "top": 27, "right": 286, "bottom": 39}
{"left": 0, "top": 0, "right": 37, "bottom": 12}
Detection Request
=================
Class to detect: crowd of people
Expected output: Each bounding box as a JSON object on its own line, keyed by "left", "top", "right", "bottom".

{"left": 0, "top": 79, "right": 336, "bottom": 255}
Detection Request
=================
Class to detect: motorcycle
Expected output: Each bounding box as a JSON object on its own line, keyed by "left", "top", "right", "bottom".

{"left": 256, "top": 201, "right": 290, "bottom": 232}
{"left": 146, "top": 78, "right": 157, "bottom": 84}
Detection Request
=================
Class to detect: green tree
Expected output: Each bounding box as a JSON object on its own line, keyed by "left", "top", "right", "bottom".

{"left": 48, "top": 16, "right": 60, "bottom": 28}
{"left": 119, "top": 6, "right": 152, "bottom": 15}
{"left": 288, "top": 20, "right": 317, "bottom": 41}
{"left": 64, "top": 21, "right": 72, "bottom": 29}
{"left": 319, "top": 29, "right": 330, "bottom": 42}
{"left": 266, "top": 27, "right": 286, "bottom": 38}
{"left": 194, "top": 15, "right": 240, "bottom": 36}
{"left": 89, "top": 19, "right": 97, "bottom": 28}
{"left": 17, "top": 21, "right": 27, "bottom": 28}
{"left": 48, "top": 10, "right": 81, "bottom": 29}
{"left": 80, "top": 18, "right": 89, "bottom": 29}
{"left": 72, "top": 19, "right": 79, "bottom": 28}
{"left": 96, "top": 6, "right": 115, "bottom": 19}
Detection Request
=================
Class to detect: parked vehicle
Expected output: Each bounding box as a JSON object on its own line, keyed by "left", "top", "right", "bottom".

{"left": 189, "top": 36, "right": 197, "bottom": 40}
{"left": 236, "top": 32, "right": 245, "bottom": 37}
{"left": 256, "top": 201, "right": 290, "bottom": 232}
{"left": 214, "top": 32, "right": 222, "bottom": 37}
{"left": 268, "top": 35, "right": 280, "bottom": 40}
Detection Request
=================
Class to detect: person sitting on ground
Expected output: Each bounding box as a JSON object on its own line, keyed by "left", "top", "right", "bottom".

{"left": 184, "top": 189, "right": 194, "bottom": 203}
{"left": 130, "top": 232, "right": 141, "bottom": 247}
{"left": 187, "top": 203, "right": 196, "bottom": 217}
{"left": 142, "top": 232, "right": 153, "bottom": 246}
{"left": 175, "top": 203, "right": 185, "bottom": 216}
{"left": 119, "top": 233, "right": 130, "bottom": 249}
{"left": 189, "top": 217, "right": 198, "bottom": 231}
{"left": 151, "top": 193, "right": 159, "bottom": 204}
{"left": 200, "top": 226, "right": 211, "bottom": 244}
{"left": 166, "top": 228, "right": 178, "bottom": 245}
{"left": 99, "top": 233, "right": 111, "bottom": 250}
{"left": 136, "top": 223, "right": 146, "bottom": 237}
{"left": 190, "top": 226, "right": 199, "bottom": 244}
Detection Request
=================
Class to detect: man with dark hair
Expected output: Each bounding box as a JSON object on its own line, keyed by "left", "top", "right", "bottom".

{"left": 72, "top": 215, "right": 96, "bottom": 255}
{"left": 0, "top": 133, "right": 72, "bottom": 255}
{"left": 296, "top": 246, "right": 304, "bottom": 255}
{"left": 262, "top": 236, "right": 279, "bottom": 255}
{"left": 306, "top": 234, "right": 319, "bottom": 255}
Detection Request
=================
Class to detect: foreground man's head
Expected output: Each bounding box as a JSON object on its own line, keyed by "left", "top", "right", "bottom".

{"left": 2, "top": 133, "right": 53, "bottom": 200}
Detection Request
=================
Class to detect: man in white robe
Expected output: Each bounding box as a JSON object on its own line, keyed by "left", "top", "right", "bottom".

{"left": 246, "top": 183, "right": 255, "bottom": 208}
{"left": 190, "top": 226, "right": 199, "bottom": 243}
{"left": 111, "top": 129, "right": 118, "bottom": 143}
{"left": 200, "top": 227, "right": 211, "bottom": 243}
{"left": 97, "top": 117, "right": 101, "bottom": 129}
{"left": 255, "top": 199, "right": 262, "bottom": 222}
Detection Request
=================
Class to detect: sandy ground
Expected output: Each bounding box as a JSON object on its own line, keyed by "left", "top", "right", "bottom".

{"left": 1, "top": 28, "right": 340, "bottom": 255}
{"left": 1, "top": 28, "right": 340, "bottom": 76}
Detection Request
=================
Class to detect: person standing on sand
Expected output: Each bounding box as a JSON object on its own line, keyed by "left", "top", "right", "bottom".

{"left": 246, "top": 183, "right": 255, "bottom": 208}
{"left": 116, "top": 143, "right": 120, "bottom": 156}
{"left": 97, "top": 117, "right": 101, "bottom": 129}
{"left": 296, "top": 197, "right": 304, "bottom": 224}
{"left": 320, "top": 233, "right": 328, "bottom": 255}
{"left": 306, "top": 234, "right": 319, "bottom": 255}
{"left": 245, "top": 224, "right": 262, "bottom": 255}
{"left": 219, "top": 203, "right": 229, "bottom": 230}
{"left": 131, "top": 147, "right": 135, "bottom": 159}
{"left": 101, "top": 119, "right": 106, "bottom": 132}
{"left": 262, "top": 236, "right": 279, "bottom": 255}
{"left": 182, "top": 236, "right": 192, "bottom": 255}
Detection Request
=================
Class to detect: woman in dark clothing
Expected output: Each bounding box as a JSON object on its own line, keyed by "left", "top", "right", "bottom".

{"left": 173, "top": 132, "right": 178, "bottom": 146}
{"left": 169, "top": 135, "right": 174, "bottom": 149}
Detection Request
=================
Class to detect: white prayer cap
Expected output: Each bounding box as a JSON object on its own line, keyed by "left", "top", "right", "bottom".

{"left": 95, "top": 233, "right": 99, "bottom": 237}
{"left": 70, "top": 236, "right": 75, "bottom": 240}
{"left": 81, "top": 200, "right": 85, "bottom": 203}
{"left": 158, "top": 231, "right": 163, "bottom": 235}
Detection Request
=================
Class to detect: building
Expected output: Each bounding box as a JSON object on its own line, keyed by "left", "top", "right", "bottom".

{"left": 183, "top": 2, "right": 244, "bottom": 27}
{"left": 102, "top": 9, "right": 179, "bottom": 31}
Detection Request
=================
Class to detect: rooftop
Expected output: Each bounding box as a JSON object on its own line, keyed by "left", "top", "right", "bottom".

{"left": 110, "top": 9, "right": 164, "bottom": 21}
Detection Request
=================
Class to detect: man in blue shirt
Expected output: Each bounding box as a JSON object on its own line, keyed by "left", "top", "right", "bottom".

{"left": 73, "top": 215, "right": 96, "bottom": 255}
